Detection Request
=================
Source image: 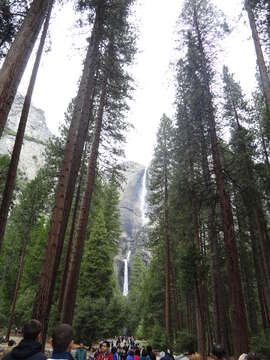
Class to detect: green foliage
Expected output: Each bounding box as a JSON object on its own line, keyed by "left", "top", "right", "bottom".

{"left": 0, "top": 154, "right": 10, "bottom": 202}
{"left": 126, "top": 252, "right": 146, "bottom": 333}
{"left": 151, "top": 323, "right": 167, "bottom": 350}
{"left": 175, "top": 331, "right": 197, "bottom": 354}
{"left": 0, "top": 0, "right": 29, "bottom": 58}
{"left": 250, "top": 332, "right": 270, "bottom": 359}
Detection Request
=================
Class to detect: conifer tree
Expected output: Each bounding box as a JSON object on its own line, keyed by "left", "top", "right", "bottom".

{"left": 179, "top": 0, "right": 248, "bottom": 355}
{"left": 33, "top": 2, "right": 106, "bottom": 342}
{"left": 245, "top": 0, "right": 270, "bottom": 119}
{"left": 0, "top": 0, "right": 53, "bottom": 138}
{"left": 60, "top": 0, "right": 136, "bottom": 325}
{"left": 0, "top": 0, "right": 54, "bottom": 252}
{"left": 148, "top": 114, "right": 174, "bottom": 341}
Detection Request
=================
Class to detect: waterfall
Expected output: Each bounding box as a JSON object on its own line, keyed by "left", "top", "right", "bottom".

{"left": 140, "top": 167, "right": 148, "bottom": 226}
{"left": 123, "top": 250, "right": 131, "bottom": 296}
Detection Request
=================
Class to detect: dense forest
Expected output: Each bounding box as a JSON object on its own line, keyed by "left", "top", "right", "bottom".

{"left": 0, "top": 0, "right": 270, "bottom": 359}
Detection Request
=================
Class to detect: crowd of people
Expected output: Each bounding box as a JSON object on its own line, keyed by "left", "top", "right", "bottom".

{"left": 0, "top": 319, "right": 261, "bottom": 360}
{"left": 88, "top": 337, "right": 159, "bottom": 360}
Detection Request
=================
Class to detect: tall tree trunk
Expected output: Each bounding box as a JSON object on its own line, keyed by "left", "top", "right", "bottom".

{"left": 164, "top": 162, "right": 172, "bottom": 342}
{"left": 254, "top": 208, "right": 270, "bottom": 302}
{"left": 202, "top": 33, "right": 246, "bottom": 360}
{"left": 32, "top": 3, "right": 105, "bottom": 347}
{"left": 172, "top": 266, "right": 181, "bottom": 333}
{"left": 249, "top": 220, "right": 270, "bottom": 329}
{"left": 58, "top": 172, "right": 82, "bottom": 314}
{"left": 0, "top": 0, "right": 53, "bottom": 253}
{"left": 193, "top": 7, "right": 249, "bottom": 355}
{"left": 235, "top": 206, "right": 258, "bottom": 335}
{"left": 245, "top": 0, "right": 270, "bottom": 118}
{"left": 6, "top": 234, "right": 29, "bottom": 341}
{"left": 186, "top": 293, "right": 191, "bottom": 334}
{"left": 61, "top": 73, "right": 108, "bottom": 324}
{"left": 0, "top": 0, "right": 52, "bottom": 138}
{"left": 193, "top": 202, "right": 206, "bottom": 360}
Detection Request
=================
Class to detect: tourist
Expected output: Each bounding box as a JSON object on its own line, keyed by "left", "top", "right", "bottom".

{"left": 75, "top": 343, "right": 87, "bottom": 360}
{"left": 246, "top": 353, "right": 260, "bottom": 360}
{"left": 134, "top": 349, "right": 140, "bottom": 360}
{"left": 146, "top": 346, "right": 156, "bottom": 360}
{"left": 127, "top": 350, "right": 134, "bottom": 360}
{"left": 140, "top": 349, "right": 147, "bottom": 360}
{"left": 47, "top": 323, "right": 74, "bottom": 360}
{"left": 212, "top": 344, "right": 227, "bottom": 360}
{"left": 112, "top": 347, "right": 118, "bottom": 360}
{"left": 160, "top": 349, "right": 172, "bottom": 360}
{"left": 96, "top": 342, "right": 113, "bottom": 360}
{"left": 3, "top": 319, "right": 45, "bottom": 360}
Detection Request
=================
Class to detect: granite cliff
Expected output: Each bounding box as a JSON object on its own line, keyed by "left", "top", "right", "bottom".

{"left": 0, "top": 94, "right": 52, "bottom": 179}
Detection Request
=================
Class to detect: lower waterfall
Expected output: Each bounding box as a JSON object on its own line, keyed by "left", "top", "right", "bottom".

{"left": 123, "top": 250, "right": 131, "bottom": 296}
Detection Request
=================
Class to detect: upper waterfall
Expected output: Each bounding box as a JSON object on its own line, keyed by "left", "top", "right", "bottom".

{"left": 140, "top": 167, "right": 148, "bottom": 226}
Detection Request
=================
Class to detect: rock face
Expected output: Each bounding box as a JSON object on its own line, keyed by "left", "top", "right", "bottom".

{"left": 114, "top": 161, "right": 150, "bottom": 292}
{"left": 0, "top": 94, "right": 52, "bottom": 179}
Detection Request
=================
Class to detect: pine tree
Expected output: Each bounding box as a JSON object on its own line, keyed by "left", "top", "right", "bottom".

{"left": 32, "top": 2, "right": 106, "bottom": 343}
{"left": 245, "top": 0, "right": 270, "bottom": 120}
{"left": 0, "top": 0, "right": 53, "bottom": 138}
{"left": 127, "top": 252, "right": 146, "bottom": 333}
{"left": 148, "top": 114, "right": 174, "bottom": 342}
{"left": 180, "top": 1, "right": 249, "bottom": 355}
{"left": 0, "top": 0, "right": 54, "bottom": 252}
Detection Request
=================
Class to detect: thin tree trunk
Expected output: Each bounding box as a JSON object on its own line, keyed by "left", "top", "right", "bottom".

{"left": 61, "top": 73, "right": 108, "bottom": 324}
{"left": 164, "top": 162, "right": 172, "bottom": 342}
{"left": 0, "top": 0, "right": 54, "bottom": 253}
{"left": 172, "top": 266, "right": 181, "bottom": 333}
{"left": 245, "top": 0, "right": 270, "bottom": 118}
{"left": 58, "top": 172, "right": 82, "bottom": 314}
{"left": 32, "top": 3, "right": 105, "bottom": 347}
{"left": 235, "top": 206, "right": 258, "bottom": 335}
{"left": 193, "top": 6, "right": 249, "bottom": 355}
{"left": 255, "top": 208, "right": 270, "bottom": 303}
{"left": 6, "top": 234, "right": 29, "bottom": 341}
{"left": 0, "top": 0, "right": 51, "bottom": 138}
{"left": 186, "top": 293, "right": 191, "bottom": 334}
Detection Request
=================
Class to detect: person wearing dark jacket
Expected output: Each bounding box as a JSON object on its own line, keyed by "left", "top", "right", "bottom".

{"left": 47, "top": 323, "right": 74, "bottom": 360}
{"left": 3, "top": 319, "right": 45, "bottom": 360}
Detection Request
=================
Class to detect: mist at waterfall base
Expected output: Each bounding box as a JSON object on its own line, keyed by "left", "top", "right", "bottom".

{"left": 122, "top": 167, "right": 148, "bottom": 297}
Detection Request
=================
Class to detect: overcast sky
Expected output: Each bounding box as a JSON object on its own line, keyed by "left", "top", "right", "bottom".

{"left": 18, "top": 0, "right": 257, "bottom": 166}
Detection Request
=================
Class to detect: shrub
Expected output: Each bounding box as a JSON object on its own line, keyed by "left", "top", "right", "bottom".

{"left": 174, "top": 331, "right": 197, "bottom": 354}
{"left": 151, "top": 324, "right": 167, "bottom": 350}
{"left": 250, "top": 332, "right": 270, "bottom": 359}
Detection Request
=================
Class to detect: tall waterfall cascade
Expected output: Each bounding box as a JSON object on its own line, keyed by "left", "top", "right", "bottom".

{"left": 123, "top": 250, "right": 131, "bottom": 296}
{"left": 140, "top": 167, "right": 148, "bottom": 225}
{"left": 116, "top": 162, "right": 150, "bottom": 296}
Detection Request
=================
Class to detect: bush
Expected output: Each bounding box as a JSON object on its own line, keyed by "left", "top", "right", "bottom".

{"left": 135, "top": 321, "right": 144, "bottom": 340}
{"left": 250, "top": 332, "right": 270, "bottom": 359}
{"left": 174, "top": 331, "right": 197, "bottom": 354}
{"left": 151, "top": 324, "right": 167, "bottom": 350}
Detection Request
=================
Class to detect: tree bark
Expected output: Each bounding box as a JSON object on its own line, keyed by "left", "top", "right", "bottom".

{"left": 6, "top": 234, "right": 29, "bottom": 341}
{"left": 193, "top": 6, "right": 249, "bottom": 356}
{"left": 61, "top": 73, "right": 108, "bottom": 324}
{"left": 171, "top": 266, "right": 181, "bottom": 333}
{"left": 0, "top": 0, "right": 54, "bottom": 253}
{"left": 32, "top": 3, "right": 105, "bottom": 347}
{"left": 245, "top": 0, "right": 270, "bottom": 119}
{"left": 164, "top": 161, "right": 172, "bottom": 342}
{"left": 58, "top": 172, "right": 82, "bottom": 314}
{"left": 0, "top": 0, "right": 51, "bottom": 138}
{"left": 248, "top": 218, "right": 270, "bottom": 330}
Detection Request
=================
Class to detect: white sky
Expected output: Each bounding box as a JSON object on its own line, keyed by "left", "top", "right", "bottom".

{"left": 18, "top": 0, "right": 257, "bottom": 166}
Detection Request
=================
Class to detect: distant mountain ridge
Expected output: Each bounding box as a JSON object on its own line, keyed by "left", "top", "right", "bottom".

{"left": 0, "top": 94, "right": 52, "bottom": 179}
